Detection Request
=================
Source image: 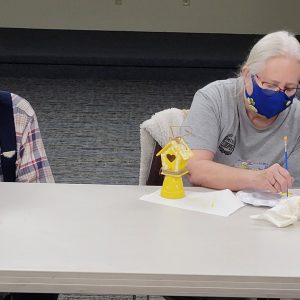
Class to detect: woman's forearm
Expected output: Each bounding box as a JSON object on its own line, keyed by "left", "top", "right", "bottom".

{"left": 187, "top": 159, "right": 257, "bottom": 191}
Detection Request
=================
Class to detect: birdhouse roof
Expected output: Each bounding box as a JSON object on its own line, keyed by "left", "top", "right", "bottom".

{"left": 156, "top": 143, "right": 172, "bottom": 156}
{"left": 156, "top": 138, "right": 192, "bottom": 160}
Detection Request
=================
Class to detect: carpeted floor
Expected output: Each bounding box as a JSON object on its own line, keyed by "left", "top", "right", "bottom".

{"left": 59, "top": 295, "right": 163, "bottom": 300}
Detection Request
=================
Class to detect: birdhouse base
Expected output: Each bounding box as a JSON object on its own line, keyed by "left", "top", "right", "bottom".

{"left": 160, "top": 175, "right": 185, "bottom": 199}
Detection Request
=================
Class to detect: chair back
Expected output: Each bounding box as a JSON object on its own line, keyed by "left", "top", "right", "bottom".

{"left": 139, "top": 108, "right": 188, "bottom": 186}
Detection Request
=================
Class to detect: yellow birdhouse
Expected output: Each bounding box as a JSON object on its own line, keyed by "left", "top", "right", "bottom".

{"left": 156, "top": 137, "right": 192, "bottom": 199}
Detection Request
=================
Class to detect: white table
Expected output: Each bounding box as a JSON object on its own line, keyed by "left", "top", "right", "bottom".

{"left": 0, "top": 182, "right": 300, "bottom": 298}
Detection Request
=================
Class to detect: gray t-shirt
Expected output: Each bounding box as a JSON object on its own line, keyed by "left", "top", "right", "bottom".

{"left": 183, "top": 77, "right": 300, "bottom": 187}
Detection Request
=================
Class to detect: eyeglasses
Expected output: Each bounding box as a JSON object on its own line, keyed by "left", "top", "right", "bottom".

{"left": 255, "top": 75, "right": 300, "bottom": 97}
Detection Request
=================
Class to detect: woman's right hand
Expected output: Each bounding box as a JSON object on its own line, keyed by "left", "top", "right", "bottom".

{"left": 253, "top": 163, "right": 294, "bottom": 193}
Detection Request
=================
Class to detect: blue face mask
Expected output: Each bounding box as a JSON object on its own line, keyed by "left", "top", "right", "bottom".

{"left": 245, "top": 75, "right": 295, "bottom": 118}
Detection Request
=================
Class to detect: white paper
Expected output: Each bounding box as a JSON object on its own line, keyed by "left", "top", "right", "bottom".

{"left": 140, "top": 189, "right": 245, "bottom": 216}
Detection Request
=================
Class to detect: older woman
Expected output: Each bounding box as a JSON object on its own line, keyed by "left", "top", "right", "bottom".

{"left": 183, "top": 31, "right": 300, "bottom": 193}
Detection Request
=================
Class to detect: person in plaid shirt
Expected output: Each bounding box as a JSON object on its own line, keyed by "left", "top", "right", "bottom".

{"left": 0, "top": 93, "right": 54, "bottom": 183}
{"left": 0, "top": 92, "right": 57, "bottom": 300}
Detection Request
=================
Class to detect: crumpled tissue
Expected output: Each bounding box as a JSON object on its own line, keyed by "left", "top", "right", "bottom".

{"left": 251, "top": 196, "right": 300, "bottom": 227}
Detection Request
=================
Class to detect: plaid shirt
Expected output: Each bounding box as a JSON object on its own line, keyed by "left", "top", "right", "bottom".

{"left": 0, "top": 93, "right": 54, "bottom": 182}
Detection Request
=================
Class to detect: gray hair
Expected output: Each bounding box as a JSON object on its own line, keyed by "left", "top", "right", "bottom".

{"left": 242, "top": 31, "right": 300, "bottom": 75}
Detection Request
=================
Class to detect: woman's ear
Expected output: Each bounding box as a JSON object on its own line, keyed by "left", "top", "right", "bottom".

{"left": 242, "top": 65, "right": 252, "bottom": 95}
{"left": 241, "top": 65, "right": 249, "bottom": 80}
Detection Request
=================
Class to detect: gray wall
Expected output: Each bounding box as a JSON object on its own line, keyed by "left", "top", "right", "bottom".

{"left": 0, "top": 0, "right": 299, "bottom": 34}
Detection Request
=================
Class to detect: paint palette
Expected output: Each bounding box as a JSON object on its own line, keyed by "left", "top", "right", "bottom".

{"left": 236, "top": 189, "right": 282, "bottom": 207}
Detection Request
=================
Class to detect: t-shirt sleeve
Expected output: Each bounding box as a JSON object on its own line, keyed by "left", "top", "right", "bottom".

{"left": 286, "top": 138, "right": 300, "bottom": 188}
{"left": 182, "top": 85, "right": 221, "bottom": 154}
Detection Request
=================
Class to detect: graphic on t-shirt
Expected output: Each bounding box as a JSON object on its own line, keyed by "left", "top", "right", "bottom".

{"left": 218, "top": 134, "right": 236, "bottom": 155}
{"left": 234, "top": 160, "right": 269, "bottom": 170}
